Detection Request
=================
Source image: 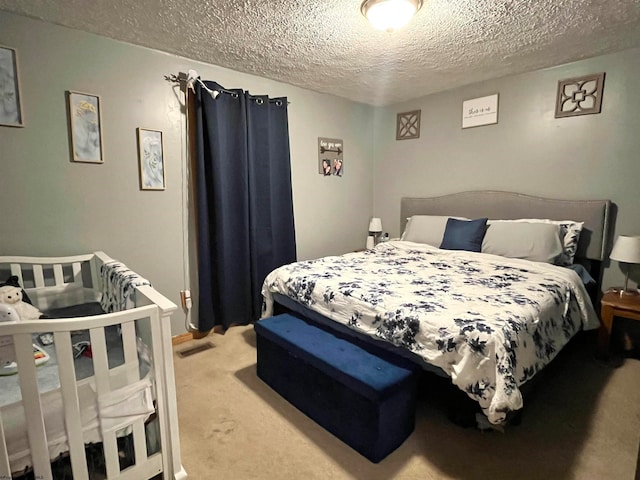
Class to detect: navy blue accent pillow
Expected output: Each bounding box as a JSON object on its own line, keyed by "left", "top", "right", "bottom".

{"left": 565, "top": 263, "right": 596, "bottom": 285}
{"left": 440, "top": 217, "right": 488, "bottom": 252}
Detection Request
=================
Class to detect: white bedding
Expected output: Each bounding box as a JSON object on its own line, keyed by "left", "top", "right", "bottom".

{"left": 262, "top": 240, "right": 598, "bottom": 424}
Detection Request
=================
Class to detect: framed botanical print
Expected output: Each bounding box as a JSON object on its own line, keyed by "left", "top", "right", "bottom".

{"left": 67, "top": 91, "right": 103, "bottom": 163}
{"left": 0, "top": 45, "right": 24, "bottom": 127}
{"left": 137, "top": 128, "right": 166, "bottom": 190}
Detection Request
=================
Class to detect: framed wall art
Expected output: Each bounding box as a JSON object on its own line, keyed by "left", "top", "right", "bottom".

{"left": 462, "top": 93, "right": 499, "bottom": 129}
{"left": 318, "top": 137, "right": 344, "bottom": 177}
{"left": 555, "top": 72, "right": 605, "bottom": 118}
{"left": 396, "top": 110, "right": 421, "bottom": 140}
{"left": 67, "top": 91, "right": 103, "bottom": 163}
{"left": 0, "top": 45, "right": 24, "bottom": 127}
{"left": 137, "top": 128, "right": 166, "bottom": 190}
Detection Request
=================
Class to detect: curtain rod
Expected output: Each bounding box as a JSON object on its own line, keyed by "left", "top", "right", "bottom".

{"left": 164, "top": 72, "right": 290, "bottom": 105}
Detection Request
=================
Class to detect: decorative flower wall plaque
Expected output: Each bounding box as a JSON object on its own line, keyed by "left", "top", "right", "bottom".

{"left": 555, "top": 72, "right": 605, "bottom": 118}
{"left": 396, "top": 110, "right": 421, "bottom": 140}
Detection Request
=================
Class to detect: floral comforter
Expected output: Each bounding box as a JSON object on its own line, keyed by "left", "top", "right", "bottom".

{"left": 261, "top": 241, "right": 599, "bottom": 424}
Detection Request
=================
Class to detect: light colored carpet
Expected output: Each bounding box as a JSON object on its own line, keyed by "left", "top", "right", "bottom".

{"left": 173, "top": 326, "right": 640, "bottom": 480}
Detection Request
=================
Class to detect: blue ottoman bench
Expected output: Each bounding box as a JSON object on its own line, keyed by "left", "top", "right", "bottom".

{"left": 254, "top": 314, "right": 417, "bottom": 463}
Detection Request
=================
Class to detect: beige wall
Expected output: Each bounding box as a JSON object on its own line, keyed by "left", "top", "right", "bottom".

{"left": 0, "top": 12, "right": 375, "bottom": 334}
{"left": 372, "top": 47, "right": 640, "bottom": 290}
{"left": 3, "top": 10, "right": 639, "bottom": 335}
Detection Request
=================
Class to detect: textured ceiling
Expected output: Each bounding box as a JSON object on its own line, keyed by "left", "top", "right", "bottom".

{"left": 1, "top": 0, "right": 640, "bottom": 105}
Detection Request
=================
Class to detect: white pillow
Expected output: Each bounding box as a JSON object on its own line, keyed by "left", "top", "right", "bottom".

{"left": 401, "top": 215, "right": 468, "bottom": 247}
{"left": 488, "top": 219, "right": 584, "bottom": 266}
{"left": 481, "top": 222, "right": 563, "bottom": 263}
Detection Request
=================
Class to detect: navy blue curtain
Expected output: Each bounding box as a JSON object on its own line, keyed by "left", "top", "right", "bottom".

{"left": 194, "top": 81, "right": 296, "bottom": 331}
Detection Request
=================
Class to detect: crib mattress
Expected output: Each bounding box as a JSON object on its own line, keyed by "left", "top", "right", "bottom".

{"left": 0, "top": 325, "right": 134, "bottom": 406}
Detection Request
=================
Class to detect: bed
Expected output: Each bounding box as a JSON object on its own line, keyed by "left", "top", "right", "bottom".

{"left": 0, "top": 252, "right": 187, "bottom": 480}
{"left": 261, "top": 191, "right": 612, "bottom": 425}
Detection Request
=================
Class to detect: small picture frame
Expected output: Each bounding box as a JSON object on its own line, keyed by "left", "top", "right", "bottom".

{"left": 137, "top": 128, "right": 166, "bottom": 190}
{"left": 321, "top": 158, "right": 332, "bottom": 176}
{"left": 0, "top": 45, "right": 24, "bottom": 127}
{"left": 333, "top": 158, "right": 343, "bottom": 176}
{"left": 67, "top": 91, "right": 103, "bottom": 163}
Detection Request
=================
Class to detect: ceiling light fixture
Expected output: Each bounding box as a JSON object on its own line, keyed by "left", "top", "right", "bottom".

{"left": 361, "top": 0, "right": 423, "bottom": 32}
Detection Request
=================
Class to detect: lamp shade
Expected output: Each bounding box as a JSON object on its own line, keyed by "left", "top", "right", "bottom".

{"left": 361, "top": 0, "right": 423, "bottom": 32}
{"left": 369, "top": 217, "right": 383, "bottom": 232}
{"left": 610, "top": 235, "right": 640, "bottom": 264}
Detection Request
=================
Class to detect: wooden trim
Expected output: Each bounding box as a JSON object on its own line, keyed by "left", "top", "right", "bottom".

{"left": 171, "top": 329, "right": 211, "bottom": 345}
{"left": 171, "top": 332, "right": 193, "bottom": 346}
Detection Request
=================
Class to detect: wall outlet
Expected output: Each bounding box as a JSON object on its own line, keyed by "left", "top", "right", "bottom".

{"left": 180, "top": 289, "right": 192, "bottom": 310}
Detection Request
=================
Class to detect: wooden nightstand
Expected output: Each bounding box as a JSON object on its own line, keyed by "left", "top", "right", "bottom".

{"left": 598, "top": 291, "right": 640, "bottom": 355}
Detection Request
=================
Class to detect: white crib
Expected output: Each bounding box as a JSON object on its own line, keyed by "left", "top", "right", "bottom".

{"left": 0, "top": 252, "right": 187, "bottom": 480}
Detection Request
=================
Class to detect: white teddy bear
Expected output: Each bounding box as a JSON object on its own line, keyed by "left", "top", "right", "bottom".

{"left": 0, "top": 285, "right": 42, "bottom": 321}
{"left": 0, "top": 303, "right": 20, "bottom": 322}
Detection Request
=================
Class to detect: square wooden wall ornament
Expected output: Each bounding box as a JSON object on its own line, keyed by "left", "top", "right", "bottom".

{"left": 396, "top": 110, "right": 421, "bottom": 140}
{"left": 555, "top": 72, "right": 605, "bottom": 118}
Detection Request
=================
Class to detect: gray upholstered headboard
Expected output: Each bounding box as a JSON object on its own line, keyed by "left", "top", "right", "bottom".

{"left": 401, "top": 191, "right": 612, "bottom": 262}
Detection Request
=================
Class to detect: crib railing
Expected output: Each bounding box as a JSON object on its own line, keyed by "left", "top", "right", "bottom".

{"left": 136, "top": 284, "right": 187, "bottom": 480}
{"left": 1, "top": 253, "right": 99, "bottom": 311}
{"left": 0, "top": 252, "right": 186, "bottom": 480}
{"left": 0, "top": 309, "right": 162, "bottom": 479}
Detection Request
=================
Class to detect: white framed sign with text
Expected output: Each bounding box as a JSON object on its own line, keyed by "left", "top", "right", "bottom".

{"left": 462, "top": 94, "right": 499, "bottom": 129}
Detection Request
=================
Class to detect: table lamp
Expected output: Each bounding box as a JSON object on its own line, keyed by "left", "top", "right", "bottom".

{"left": 609, "top": 235, "right": 640, "bottom": 296}
{"left": 368, "top": 217, "right": 383, "bottom": 245}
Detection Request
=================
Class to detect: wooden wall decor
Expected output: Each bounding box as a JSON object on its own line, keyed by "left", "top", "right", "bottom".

{"left": 318, "top": 137, "right": 344, "bottom": 176}
{"left": 396, "top": 110, "right": 421, "bottom": 140}
{"left": 555, "top": 72, "right": 605, "bottom": 118}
